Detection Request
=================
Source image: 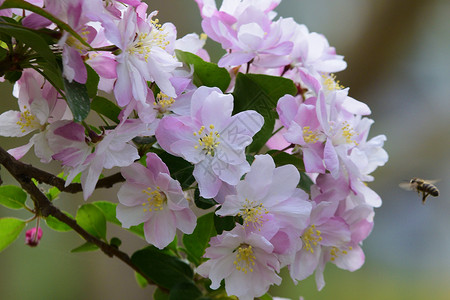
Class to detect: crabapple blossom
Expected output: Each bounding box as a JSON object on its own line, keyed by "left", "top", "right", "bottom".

{"left": 197, "top": 224, "right": 282, "bottom": 300}
{"left": 0, "top": 69, "right": 69, "bottom": 162}
{"left": 195, "top": 0, "right": 294, "bottom": 68}
{"left": 216, "top": 154, "right": 311, "bottom": 234}
{"left": 116, "top": 153, "right": 196, "bottom": 249}
{"left": 48, "top": 119, "right": 147, "bottom": 200}
{"left": 113, "top": 3, "right": 182, "bottom": 106}
{"left": 156, "top": 86, "right": 264, "bottom": 198}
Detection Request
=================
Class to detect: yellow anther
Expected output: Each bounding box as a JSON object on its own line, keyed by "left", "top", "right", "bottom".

{"left": 16, "top": 109, "right": 36, "bottom": 133}
{"left": 194, "top": 124, "right": 220, "bottom": 156}
{"left": 322, "top": 73, "right": 344, "bottom": 91}
{"left": 234, "top": 244, "right": 256, "bottom": 274}
{"left": 141, "top": 186, "right": 167, "bottom": 212}
{"left": 301, "top": 225, "right": 323, "bottom": 253}
{"left": 302, "top": 126, "right": 319, "bottom": 144}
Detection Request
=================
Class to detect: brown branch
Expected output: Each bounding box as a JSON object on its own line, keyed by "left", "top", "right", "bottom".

{"left": 0, "top": 146, "right": 163, "bottom": 291}
{"left": 0, "top": 155, "right": 124, "bottom": 192}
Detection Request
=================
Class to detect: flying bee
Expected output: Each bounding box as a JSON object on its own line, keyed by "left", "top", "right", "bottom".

{"left": 399, "top": 177, "right": 440, "bottom": 204}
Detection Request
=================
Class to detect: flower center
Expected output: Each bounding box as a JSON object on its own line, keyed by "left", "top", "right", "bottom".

{"left": 16, "top": 106, "right": 37, "bottom": 133}
{"left": 330, "top": 246, "right": 352, "bottom": 261}
{"left": 66, "top": 26, "right": 90, "bottom": 54}
{"left": 302, "top": 126, "right": 320, "bottom": 144}
{"left": 193, "top": 124, "right": 220, "bottom": 156}
{"left": 141, "top": 186, "right": 167, "bottom": 212}
{"left": 237, "top": 198, "right": 268, "bottom": 229}
{"left": 128, "top": 19, "right": 169, "bottom": 62}
{"left": 153, "top": 92, "right": 175, "bottom": 115}
{"left": 341, "top": 122, "right": 358, "bottom": 145}
{"left": 233, "top": 244, "right": 256, "bottom": 274}
{"left": 322, "top": 73, "right": 344, "bottom": 91}
{"left": 301, "top": 225, "right": 323, "bottom": 253}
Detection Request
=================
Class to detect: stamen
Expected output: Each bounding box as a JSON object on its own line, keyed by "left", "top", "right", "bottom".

{"left": 141, "top": 186, "right": 167, "bottom": 212}
{"left": 237, "top": 198, "right": 268, "bottom": 230}
{"left": 128, "top": 18, "right": 170, "bottom": 61}
{"left": 16, "top": 107, "right": 37, "bottom": 133}
{"left": 322, "top": 73, "right": 344, "bottom": 91}
{"left": 330, "top": 246, "right": 352, "bottom": 261}
{"left": 301, "top": 225, "right": 323, "bottom": 253}
{"left": 302, "top": 126, "right": 319, "bottom": 144}
{"left": 194, "top": 124, "right": 220, "bottom": 156}
{"left": 233, "top": 244, "right": 256, "bottom": 274}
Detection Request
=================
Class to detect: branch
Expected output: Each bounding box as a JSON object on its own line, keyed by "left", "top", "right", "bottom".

{"left": 0, "top": 154, "right": 124, "bottom": 193}
{"left": 0, "top": 146, "right": 162, "bottom": 291}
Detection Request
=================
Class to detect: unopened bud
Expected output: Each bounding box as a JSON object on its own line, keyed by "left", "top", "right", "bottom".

{"left": 25, "top": 227, "right": 43, "bottom": 247}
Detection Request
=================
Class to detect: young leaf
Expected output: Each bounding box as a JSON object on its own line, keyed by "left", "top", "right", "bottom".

{"left": 0, "top": 217, "right": 26, "bottom": 252}
{"left": 63, "top": 78, "right": 90, "bottom": 122}
{"left": 135, "top": 271, "right": 148, "bottom": 288}
{"left": 183, "top": 212, "right": 216, "bottom": 266}
{"left": 0, "top": 185, "right": 27, "bottom": 209}
{"left": 131, "top": 246, "right": 194, "bottom": 290}
{"left": 175, "top": 50, "right": 231, "bottom": 92}
{"left": 76, "top": 203, "right": 107, "bottom": 241}
{"left": 91, "top": 96, "right": 121, "bottom": 124}
{"left": 232, "top": 73, "right": 296, "bottom": 152}
{"left": 45, "top": 211, "right": 73, "bottom": 232}
{"left": 71, "top": 242, "right": 99, "bottom": 253}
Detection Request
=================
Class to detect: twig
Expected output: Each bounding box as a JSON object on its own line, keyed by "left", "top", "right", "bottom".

{"left": 0, "top": 146, "right": 162, "bottom": 291}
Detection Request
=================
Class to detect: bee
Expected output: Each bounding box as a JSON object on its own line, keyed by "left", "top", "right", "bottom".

{"left": 399, "top": 177, "right": 440, "bottom": 204}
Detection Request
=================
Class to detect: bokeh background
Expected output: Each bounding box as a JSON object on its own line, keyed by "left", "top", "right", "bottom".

{"left": 1, "top": 0, "right": 450, "bottom": 299}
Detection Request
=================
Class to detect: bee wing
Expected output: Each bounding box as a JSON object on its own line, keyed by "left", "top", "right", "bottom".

{"left": 399, "top": 182, "right": 414, "bottom": 191}
{"left": 425, "top": 179, "right": 440, "bottom": 184}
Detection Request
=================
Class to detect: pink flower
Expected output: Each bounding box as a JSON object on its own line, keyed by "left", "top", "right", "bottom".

{"left": 155, "top": 86, "right": 264, "bottom": 198}
{"left": 116, "top": 153, "right": 196, "bottom": 249}
{"left": 49, "top": 120, "right": 147, "bottom": 199}
{"left": 113, "top": 4, "right": 182, "bottom": 106}
{"left": 216, "top": 154, "right": 311, "bottom": 233}
{"left": 0, "top": 69, "right": 69, "bottom": 162}
{"left": 197, "top": 225, "right": 281, "bottom": 300}
{"left": 195, "top": 0, "right": 293, "bottom": 68}
{"left": 25, "top": 227, "right": 43, "bottom": 247}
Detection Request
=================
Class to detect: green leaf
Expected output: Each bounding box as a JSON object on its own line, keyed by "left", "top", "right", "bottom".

{"left": 214, "top": 213, "right": 235, "bottom": 235}
{"left": 45, "top": 211, "right": 73, "bottom": 232}
{"left": 183, "top": 212, "right": 215, "bottom": 266}
{"left": 259, "top": 293, "right": 274, "bottom": 300}
{"left": 85, "top": 64, "right": 99, "bottom": 98}
{"left": 46, "top": 186, "right": 61, "bottom": 201}
{"left": 135, "top": 271, "right": 148, "bottom": 288}
{"left": 0, "top": 0, "right": 91, "bottom": 48}
{"left": 0, "top": 217, "right": 26, "bottom": 252}
{"left": 0, "top": 185, "right": 27, "bottom": 209}
{"left": 157, "top": 152, "right": 195, "bottom": 189}
{"left": 91, "top": 96, "right": 121, "bottom": 124}
{"left": 76, "top": 203, "right": 107, "bottom": 241}
{"left": 0, "top": 22, "right": 57, "bottom": 67}
{"left": 299, "top": 172, "right": 314, "bottom": 193}
{"left": 92, "top": 201, "right": 145, "bottom": 238}
{"left": 193, "top": 188, "right": 217, "bottom": 210}
{"left": 267, "top": 149, "right": 304, "bottom": 170}
{"left": 70, "top": 241, "right": 99, "bottom": 253}
{"left": 169, "top": 281, "right": 202, "bottom": 300}
{"left": 131, "top": 246, "right": 194, "bottom": 290}
{"left": 154, "top": 288, "right": 169, "bottom": 300}
{"left": 175, "top": 50, "right": 231, "bottom": 93}
{"left": 233, "top": 73, "right": 296, "bottom": 152}
{"left": 63, "top": 78, "right": 90, "bottom": 122}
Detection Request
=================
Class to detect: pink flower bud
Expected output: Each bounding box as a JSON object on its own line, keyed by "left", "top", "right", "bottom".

{"left": 25, "top": 227, "right": 43, "bottom": 247}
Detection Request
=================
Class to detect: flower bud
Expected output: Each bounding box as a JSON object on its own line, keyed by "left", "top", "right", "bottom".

{"left": 25, "top": 227, "right": 43, "bottom": 247}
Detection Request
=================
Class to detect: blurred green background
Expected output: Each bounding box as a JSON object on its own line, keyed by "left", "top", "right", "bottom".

{"left": 1, "top": 0, "right": 450, "bottom": 299}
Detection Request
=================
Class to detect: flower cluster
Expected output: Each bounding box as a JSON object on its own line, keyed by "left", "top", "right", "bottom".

{"left": 0, "top": 0, "right": 387, "bottom": 299}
